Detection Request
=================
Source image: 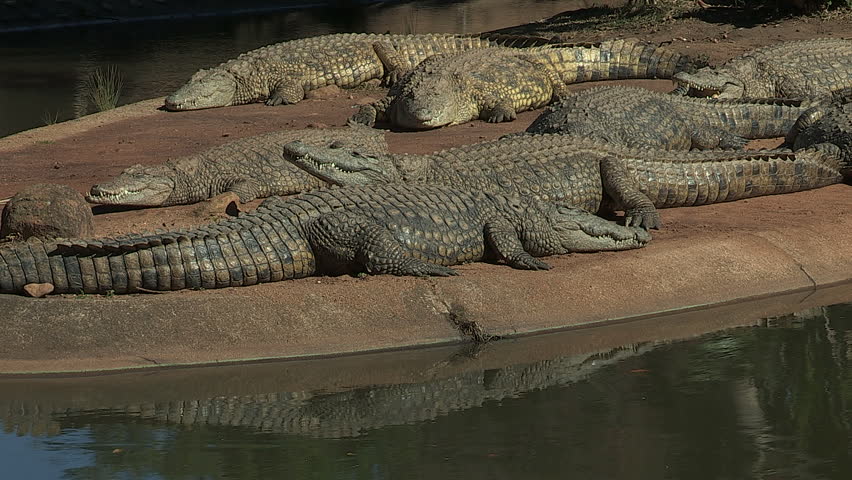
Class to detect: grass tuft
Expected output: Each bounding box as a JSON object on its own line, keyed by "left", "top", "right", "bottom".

{"left": 40, "top": 109, "right": 61, "bottom": 126}
{"left": 82, "top": 65, "right": 124, "bottom": 113}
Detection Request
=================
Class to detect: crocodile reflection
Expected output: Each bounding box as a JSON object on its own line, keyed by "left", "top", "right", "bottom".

{"left": 1, "top": 344, "right": 654, "bottom": 439}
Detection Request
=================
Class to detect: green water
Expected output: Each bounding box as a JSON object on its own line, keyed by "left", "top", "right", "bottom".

{"left": 1, "top": 302, "right": 851, "bottom": 479}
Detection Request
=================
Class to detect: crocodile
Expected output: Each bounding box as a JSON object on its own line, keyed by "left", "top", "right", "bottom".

{"left": 85, "top": 125, "right": 388, "bottom": 207}
{"left": 163, "top": 32, "right": 550, "bottom": 111}
{"left": 349, "top": 38, "right": 703, "bottom": 129}
{"left": 0, "top": 184, "right": 650, "bottom": 296}
{"left": 673, "top": 38, "right": 852, "bottom": 99}
{"left": 284, "top": 134, "right": 845, "bottom": 230}
{"left": 524, "top": 85, "right": 818, "bottom": 150}
{"left": 786, "top": 90, "right": 852, "bottom": 176}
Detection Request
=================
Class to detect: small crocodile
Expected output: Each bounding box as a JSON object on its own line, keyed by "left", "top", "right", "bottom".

{"left": 86, "top": 125, "right": 387, "bottom": 207}
{"left": 0, "top": 184, "right": 649, "bottom": 295}
{"left": 284, "top": 134, "right": 845, "bottom": 230}
{"left": 524, "top": 85, "right": 817, "bottom": 150}
{"left": 164, "top": 32, "right": 549, "bottom": 111}
{"left": 350, "top": 38, "right": 703, "bottom": 129}
{"left": 787, "top": 90, "right": 852, "bottom": 175}
{"left": 673, "top": 38, "right": 852, "bottom": 99}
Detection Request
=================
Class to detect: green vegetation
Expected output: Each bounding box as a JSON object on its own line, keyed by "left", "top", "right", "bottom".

{"left": 40, "top": 109, "right": 61, "bottom": 126}
{"left": 79, "top": 65, "right": 124, "bottom": 114}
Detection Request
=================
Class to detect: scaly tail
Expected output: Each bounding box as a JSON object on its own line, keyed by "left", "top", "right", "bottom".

{"left": 0, "top": 214, "right": 311, "bottom": 295}
{"left": 627, "top": 149, "right": 844, "bottom": 208}
{"left": 536, "top": 38, "right": 704, "bottom": 84}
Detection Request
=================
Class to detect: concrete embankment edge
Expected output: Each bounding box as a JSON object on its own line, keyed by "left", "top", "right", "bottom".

{"left": 1, "top": 217, "right": 851, "bottom": 375}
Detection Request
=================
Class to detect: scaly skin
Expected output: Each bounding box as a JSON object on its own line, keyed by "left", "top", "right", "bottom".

{"left": 525, "top": 85, "right": 817, "bottom": 150}
{"left": 284, "top": 134, "right": 844, "bottom": 229}
{"left": 163, "top": 33, "right": 550, "bottom": 111}
{"left": 673, "top": 38, "right": 852, "bottom": 99}
{"left": 85, "top": 125, "right": 387, "bottom": 207}
{"left": 0, "top": 185, "right": 650, "bottom": 295}
{"left": 351, "top": 38, "right": 703, "bottom": 129}
{"left": 787, "top": 90, "right": 852, "bottom": 176}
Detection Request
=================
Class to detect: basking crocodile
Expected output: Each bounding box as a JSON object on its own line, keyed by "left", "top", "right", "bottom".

{"left": 0, "top": 184, "right": 649, "bottom": 295}
{"left": 284, "top": 134, "right": 845, "bottom": 230}
{"left": 786, "top": 92, "right": 852, "bottom": 175}
{"left": 86, "top": 125, "right": 388, "bottom": 207}
{"left": 673, "top": 38, "right": 852, "bottom": 99}
{"left": 524, "top": 85, "right": 817, "bottom": 150}
{"left": 350, "top": 38, "right": 703, "bottom": 129}
{"left": 164, "top": 32, "right": 549, "bottom": 111}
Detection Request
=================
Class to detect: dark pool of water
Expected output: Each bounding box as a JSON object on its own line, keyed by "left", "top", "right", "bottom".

{"left": 0, "top": 0, "right": 604, "bottom": 139}
{"left": 1, "top": 302, "right": 851, "bottom": 479}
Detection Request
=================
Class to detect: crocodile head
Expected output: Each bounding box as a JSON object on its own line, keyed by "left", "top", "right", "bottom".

{"left": 673, "top": 67, "right": 745, "bottom": 99}
{"left": 164, "top": 68, "right": 238, "bottom": 111}
{"left": 388, "top": 74, "right": 475, "bottom": 129}
{"left": 87, "top": 164, "right": 177, "bottom": 206}
{"left": 283, "top": 140, "right": 401, "bottom": 185}
{"left": 538, "top": 204, "right": 653, "bottom": 253}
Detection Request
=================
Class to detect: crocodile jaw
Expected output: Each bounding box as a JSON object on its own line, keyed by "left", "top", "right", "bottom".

{"left": 87, "top": 166, "right": 176, "bottom": 206}
{"left": 283, "top": 141, "right": 392, "bottom": 185}
{"left": 164, "top": 69, "right": 238, "bottom": 111}
{"left": 549, "top": 205, "right": 653, "bottom": 253}
{"left": 672, "top": 70, "right": 745, "bottom": 99}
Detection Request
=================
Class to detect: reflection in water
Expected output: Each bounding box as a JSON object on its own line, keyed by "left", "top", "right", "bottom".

{"left": 1, "top": 303, "right": 851, "bottom": 479}
{"left": 0, "top": 0, "right": 606, "bottom": 138}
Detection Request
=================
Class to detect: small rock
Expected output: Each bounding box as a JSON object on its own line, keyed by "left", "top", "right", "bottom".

{"left": 306, "top": 122, "right": 329, "bottom": 129}
{"left": 0, "top": 184, "right": 94, "bottom": 240}
{"left": 192, "top": 192, "right": 241, "bottom": 219}
{"left": 304, "top": 85, "right": 341, "bottom": 100}
{"left": 23, "top": 283, "right": 54, "bottom": 298}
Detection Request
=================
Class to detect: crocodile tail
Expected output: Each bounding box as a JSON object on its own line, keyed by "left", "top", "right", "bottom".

{"left": 477, "top": 32, "right": 557, "bottom": 48}
{"left": 0, "top": 215, "right": 308, "bottom": 295}
{"left": 701, "top": 97, "right": 808, "bottom": 139}
{"left": 534, "top": 38, "right": 708, "bottom": 84}
{"left": 631, "top": 154, "right": 843, "bottom": 208}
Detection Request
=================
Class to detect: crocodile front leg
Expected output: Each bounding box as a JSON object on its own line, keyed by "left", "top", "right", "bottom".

{"left": 266, "top": 77, "right": 305, "bottom": 106}
{"left": 480, "top": 96, "right": 518, "bottom": 123}
{"left": 600, "top": 157, "right": 661, "bottom": 229}
{"left": 350, "top": 96, "right": 394, "bottom": 127}
{"left": 226, "top": 178, "right": 264, "bottom": 202}
{"left": 484, "top": 218, "right": 551, "bottom": 270}
{"left": 307, "top": 211, "right": 458, "bottom": 276}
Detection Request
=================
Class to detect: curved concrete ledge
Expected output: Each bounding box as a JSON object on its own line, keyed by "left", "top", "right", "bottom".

{"left": 1, "top": 84, "right": 851, "bottom": 375}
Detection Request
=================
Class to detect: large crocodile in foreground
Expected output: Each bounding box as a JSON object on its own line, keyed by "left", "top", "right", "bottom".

{"left": 284, "top": 134, "right": 845, "bottom": 230}
{"left": 673, "top": 38, "right": 852, "bottom": 99}
{"left": 524, "top": 85, "right": 818, "bottom": 150}
{"left": 86, "top": 125, "right": 387, "bottom": 207}
{"left": 163, "top": 32, "right": 549, "bottom": 111}
{"left": 350, "top": 38, "right": 703, "bottom": 129}
{"left": 0, "top": 185, "right": 649, "bottom": 295}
